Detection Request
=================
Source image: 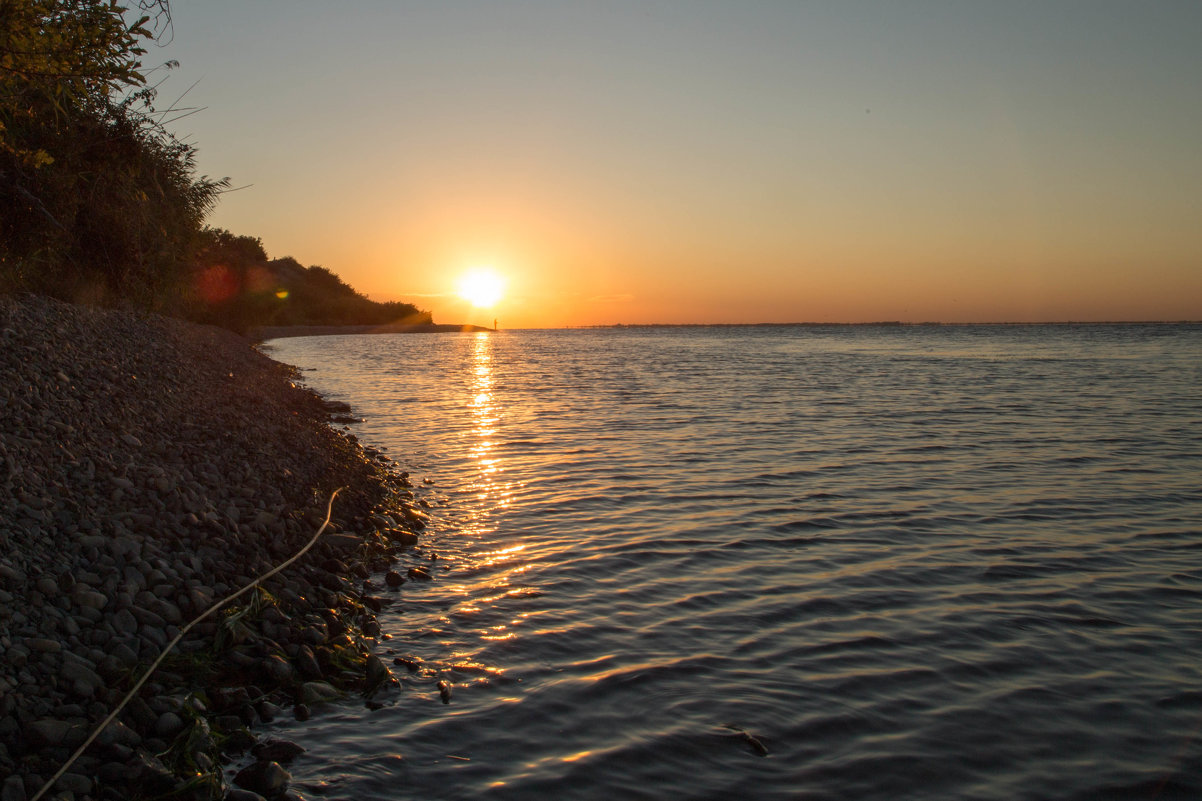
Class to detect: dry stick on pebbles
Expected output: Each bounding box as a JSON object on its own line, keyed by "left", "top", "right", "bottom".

{"left": 30, "top": 489, "right": 344, "bottom": 801}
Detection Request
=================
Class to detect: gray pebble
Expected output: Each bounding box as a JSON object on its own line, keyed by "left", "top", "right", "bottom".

{"left": 154, "top": 711, "right": 184, "bottom": 738}
{"left": 1, "top": 775, "right": 26, "bottom": 801}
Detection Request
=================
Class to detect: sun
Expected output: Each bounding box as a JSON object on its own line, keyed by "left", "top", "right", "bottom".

{"left": 457, "top": 268, "right": 504, "bottom": 307}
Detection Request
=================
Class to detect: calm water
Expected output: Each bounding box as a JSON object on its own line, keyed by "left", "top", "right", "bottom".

{"left": 263, "top": 325, "right": 1202, "bottom": 801}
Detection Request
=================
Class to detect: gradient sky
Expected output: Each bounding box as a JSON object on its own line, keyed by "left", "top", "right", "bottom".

{"left": 156, "top": 1, "right": 1202, "bottom": 327}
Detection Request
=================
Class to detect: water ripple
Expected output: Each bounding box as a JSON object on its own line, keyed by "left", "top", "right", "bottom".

{"left": 265, "top": 324, "right": 1202, "bottom": 800}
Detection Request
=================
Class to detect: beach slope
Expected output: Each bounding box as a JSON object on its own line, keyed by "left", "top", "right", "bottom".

{"left": 0, "top": 294, "right": 424, "bottom": 799}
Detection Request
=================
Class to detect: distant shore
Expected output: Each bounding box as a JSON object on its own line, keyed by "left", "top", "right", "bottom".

{"left": 254, "top": 322, "right": 493, "bottom": 340}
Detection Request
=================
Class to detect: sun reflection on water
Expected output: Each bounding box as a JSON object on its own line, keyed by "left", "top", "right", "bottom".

{"left": 463, "top": 332, "right": 512, "bottom": 535}
{"left": 439, "top": 333, "right": 535, "bottom": 651}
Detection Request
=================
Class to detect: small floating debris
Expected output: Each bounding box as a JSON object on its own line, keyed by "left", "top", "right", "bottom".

{"left": 438, "top": 680, "right": 453, "bottom": 704}
{"left": 723, "top": 723, "right": 769, "bottom": 757}
{"left": 446, "top": 755, "right": 471, "bottom": 762}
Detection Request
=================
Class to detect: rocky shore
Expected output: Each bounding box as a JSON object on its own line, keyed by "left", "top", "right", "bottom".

{"left": 0, "top": 295, "right": 436, "bottom": 800}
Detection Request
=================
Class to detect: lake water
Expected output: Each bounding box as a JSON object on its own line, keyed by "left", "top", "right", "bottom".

{"left": 263, "top": 324, "right": 1202, "bottom": 801}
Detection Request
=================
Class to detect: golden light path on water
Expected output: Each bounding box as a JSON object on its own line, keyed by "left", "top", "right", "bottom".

{"left": 445, "top": 333, "right": 530, "bottom": 653}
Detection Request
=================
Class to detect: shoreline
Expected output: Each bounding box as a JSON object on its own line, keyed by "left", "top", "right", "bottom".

{"left": 253, "top": 322, "right": 493, "bottom": 341}
{"left": 0, "top": 295, "right": 437, "bottom": 800}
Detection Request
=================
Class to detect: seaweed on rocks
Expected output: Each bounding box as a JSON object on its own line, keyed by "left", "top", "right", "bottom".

{"left": 0, "top": 294, "right": 431, "bottom": 800}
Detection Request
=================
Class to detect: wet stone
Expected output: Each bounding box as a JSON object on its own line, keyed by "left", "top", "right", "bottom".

{"left": 251, "top": 738, "right": 306, "bottom": 764}
{"left": 256, "top": 701, "right": 280, "bottom": 724}
{"left": 126, "top": 750, "right": 176, "bottom": 796}
{"left": 300, "top": 681, "right": 339, "bottom": 705}
{"left": 227, "top": 789, "right": 269, "bottom": 801}
{"left": 220, "top": 727, "right": 256, "bottom": 755}
{"left": 233, "top": 755, "right": 292, "bottom": 793}
{"left": 294, "top": 646, "right": 322, "bottom": 679}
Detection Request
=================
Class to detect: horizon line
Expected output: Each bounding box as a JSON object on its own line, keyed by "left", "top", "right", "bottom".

{"left": 528, "top": 319, "right": 1202, "bottom": 329}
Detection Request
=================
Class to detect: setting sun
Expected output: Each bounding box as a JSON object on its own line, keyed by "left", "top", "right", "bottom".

{"left": 457, "top": 268, "right": 504, "bottom": 307}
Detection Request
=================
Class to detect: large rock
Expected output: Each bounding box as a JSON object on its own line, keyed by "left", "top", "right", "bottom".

{"left": 300, "top": 681, "right": 340, "bottom": 705}
{"left": 27, "top": 719, "right": 87, "bottom": 749}
{"left": 234, "top": 761, "right": 291, "bottom": 796}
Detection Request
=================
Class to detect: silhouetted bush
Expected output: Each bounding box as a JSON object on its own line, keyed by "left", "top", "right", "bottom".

{"left": 186, "top": 228, "right": 431, "bottom": 333}
{"left": 1, "top": 2, "right": 225, "bottom": 308}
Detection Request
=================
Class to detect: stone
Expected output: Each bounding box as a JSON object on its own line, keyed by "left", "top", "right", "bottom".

{"left": 210, "top": 687, "right": 251, "bottom": 712}
{"left": 125, "top": 750, "right": 175, "bottom": 796}
{"left": 112, "top": 608, "right": 138, "bottom": 636}
{"left": 220, "top": 727, "right": 256, "bottom": 755}
{"left": 384, "top": 570, "right": 405, "bottom": 588}
{"left": 262, "top": 654, "right": 294, "bottom": 683}
{"left": 256, "top": 701, "right": 280, "bottom": 723}
{"left": 323, "top": 533, "right": 360, "bottom": 553}
{"left": 365, "top": 654, "right": 390, "bottom": 691}
{"left": 59, "top": 660, "right": 103, "bottom": 697}
{"left": 1, "top": 775, "right": 26, "bottom": 801}
{"left": 295, "top": 646, "right": 322, "bottom": 679}
{"left": 251, "top": 738, "right": 306, "bottom": 763}
{"left": 392, "top": 530, "right": 419, "bottom": 547}
{"left": 300, "top": 681, "right": 339, "bottom": 705}
{"left": 226, "top": 789, "right": 269, "bottom": 801}
{"left": 98, "top": 719, "right": 141, "bottom": 748}
{"left": 109, "top": 537, "right": 141, "bottom": 560}
{"left": 234, "top": 761, "right": 291, "bottom": 797}
{"left": 154, "top": 711, "right": 184, "bottom": 738}
{"left": 73, "top": 589, "right": 108, "bottom": 610}
{"left": 5, "top": 645, "right": 29, "bottom": 668}
{"left": 28, "top": 718, "right": 86, "bottom": 749}
{"left": 54, "top": 772, "right": 92, "bottom": 795}
{"left": 131, "top": 605, "right": 165, "bottom": 629}
{"left": 111, "top": 641, "right": 139, "bottom": 665}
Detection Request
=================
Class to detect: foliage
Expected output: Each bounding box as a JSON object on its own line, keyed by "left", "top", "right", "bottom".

{"left": 0, "top": 0, "right": 152, "bottom": 160}
{"left": 0, "top": 2, "right": 429, "bottom": 329}
{"left": 188, "top": 227, "right": 433, "bottom": 333}
{"left": 0, "top": 0, "right": 226, "bottom": 308}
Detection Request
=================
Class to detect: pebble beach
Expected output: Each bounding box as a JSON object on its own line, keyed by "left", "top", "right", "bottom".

{"left": 0, "top": 295, "right": 432, "bottom": 800}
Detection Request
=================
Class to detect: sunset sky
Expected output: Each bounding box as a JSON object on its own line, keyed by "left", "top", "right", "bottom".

{"left": 157, "top": 1, "right": 1202, "bottom": 327}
